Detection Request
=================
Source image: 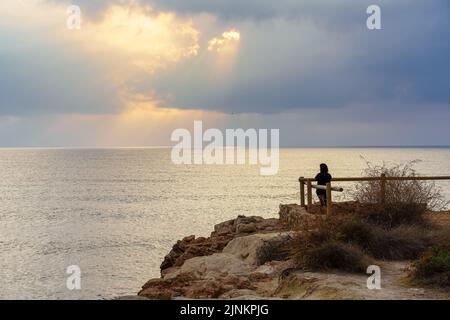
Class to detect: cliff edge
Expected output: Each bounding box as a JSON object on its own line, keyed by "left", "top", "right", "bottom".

{"left": 137, "top": 204, "right": 450, "bottom": 300}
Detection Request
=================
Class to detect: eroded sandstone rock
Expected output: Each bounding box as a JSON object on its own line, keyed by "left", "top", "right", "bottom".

{"left": 160, "top": 234, "right": 233, "bottom": 272}
{"left": 139, "top": 272, "right": 255, "bottom": 299}
{"left": 278, "top": 204, "right": 318, "bottom": 229}
{"left": 139, "top": 206, "right": 450, "bottom": 300}
{"left": 222, "top": 232, "right": 294, "bottom": 266}
{"left": 164, "top": 253, "right": 252, "bottom": 280}
{"left": 160, "top": 215, "right": 282, "bottom": 273}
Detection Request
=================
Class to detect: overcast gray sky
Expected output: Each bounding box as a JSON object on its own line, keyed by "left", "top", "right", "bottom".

{"left": 0, "top": 0, "right": 449, "bottom": 147}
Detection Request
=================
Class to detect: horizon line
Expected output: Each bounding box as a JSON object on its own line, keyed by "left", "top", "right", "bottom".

{"left": 0, "top": 145, "right": 449, "bottom": 150}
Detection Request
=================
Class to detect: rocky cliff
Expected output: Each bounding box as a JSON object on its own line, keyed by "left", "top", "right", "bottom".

{"left": 137, "top": 204, "right": 450, "bottom": 300}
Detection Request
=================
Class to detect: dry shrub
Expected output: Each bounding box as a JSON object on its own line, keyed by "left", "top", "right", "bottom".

{"left": 296, "top": 241, "right": 372, "bottom": 273}
{"left": 291, "top": 161, "right": 448, "bottom": 276}
{"left": 292, "top": 213, "right": 441, "bottom": 272}
{"left": 292, "top": 215, "right": 372, "bottom": 273}
{"left": 360, "top": 203, "right": 428, "bottom": 229}
{"left": 368, "top": 226, "right": 435, "bottom": 260}
{"left": 353, "top": 161, "right": 448, "bottom": 228}
{"left": 333, "top": 218, "right": 427, "bottom": 259}
{"left": 334, "top": 217, "right": 378, "bottom": 250}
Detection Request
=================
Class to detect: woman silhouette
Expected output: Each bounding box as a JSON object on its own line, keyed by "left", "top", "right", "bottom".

{"left": 315, "top": 163, "right": 332, "bottom": 206}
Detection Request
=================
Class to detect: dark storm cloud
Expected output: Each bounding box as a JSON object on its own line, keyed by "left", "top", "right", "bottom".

{"left": 146, "top": 0, "right": 362, "bottom": 22}
{"left": 136, "top": 0, "right": 450, "bottom": 113}
{"left": 59, "top": 0, "right": 391, "bottom": 23}
{"left": 3, "top": 0, "right": 450, "bottom": 116}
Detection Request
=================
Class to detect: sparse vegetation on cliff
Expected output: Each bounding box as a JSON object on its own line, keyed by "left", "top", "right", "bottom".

{"left": 354, "top": 161, "right": 447, "bottom": 228}
{"left": 292, "top": 162, "right": 449, "bottom": 276}
{"left": 137, "top": 163, "right": 450, "bottom": 299}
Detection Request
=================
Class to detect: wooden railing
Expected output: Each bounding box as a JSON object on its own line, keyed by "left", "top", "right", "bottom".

{"left": 298, "top": 175, "right": 450, "bottom": 216}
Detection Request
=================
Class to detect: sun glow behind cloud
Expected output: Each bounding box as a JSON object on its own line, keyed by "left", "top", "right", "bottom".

{"left": 208, "top": 29, "right": 241, "bottom": 52}
{"left": 0, "top": 0, "right": 232, "bottom": 146}
{"left": 66, "top": 5, "right": 241, "bottom": 141}
{"left": 1, "top": 0, "right": 450, "bottom": 147}
{"left": 81, "top": 5, "right": 200, "bottom": 74}
{"left": 207, "top": 28, "right": 241, "bottom": 72}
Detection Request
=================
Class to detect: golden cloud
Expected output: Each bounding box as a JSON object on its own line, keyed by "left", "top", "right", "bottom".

{"left": 208, "top": 29, "right": 241, "bottom": 52}
{"left": 80, "top": 5, "right": 200, "bottom": 74}
{"left": 0, "top": 0, "right": 228, "bottom": 146}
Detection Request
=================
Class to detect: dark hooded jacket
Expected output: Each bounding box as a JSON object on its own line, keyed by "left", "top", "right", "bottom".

{"left": 315, "top": 172, "right": 332, "bottom": 195}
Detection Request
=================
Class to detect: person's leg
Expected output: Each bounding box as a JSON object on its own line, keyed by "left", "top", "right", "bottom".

{"left": 318, "top": 194, "right": 327, "bottom": 207}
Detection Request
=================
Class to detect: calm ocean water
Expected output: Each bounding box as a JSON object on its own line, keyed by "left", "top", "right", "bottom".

{"left": 0, "top": 147, "right": 449, "bottom": 299}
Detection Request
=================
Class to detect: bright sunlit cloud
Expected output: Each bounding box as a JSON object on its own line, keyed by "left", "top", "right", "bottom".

{"left": 206, "top": 28, "right": 241, "bottom": 73}
{"left": 80, "top": 5, "right": 200, "bottom": 74}
{"left": 0, "top": 0, "right": 229, "bottom": 146}
{"left": 208, "top": 29, "right": 241, "bottom": 52}
{"left": 1, "top": 0, "right": 450, "bottom": 147}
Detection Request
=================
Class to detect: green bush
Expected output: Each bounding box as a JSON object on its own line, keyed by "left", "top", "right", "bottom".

{"left": 412, "top": 244, "right": 450, "bottom": 287}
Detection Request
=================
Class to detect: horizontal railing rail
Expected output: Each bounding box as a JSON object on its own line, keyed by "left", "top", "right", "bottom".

{"left": 298, "top": 175, "right": 450, "bottom": 216}
{"left": 311, "top": 185, "right": 343, "bottom": 192}
{"left": 300, "top": 176, "right": 450, "bottom": 182}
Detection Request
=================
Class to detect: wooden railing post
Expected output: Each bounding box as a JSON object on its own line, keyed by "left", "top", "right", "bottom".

{"left": 299, "top": 177, "right": 305, "bottom": 207}
{"left": 307, "top": 180, "right": 312, "bottom": 208}
{"left": 326, "top": 182, "right": 332, "bottom": 215}
{"left": 380, "top": 173, "right": 386, "bottom": 204}
{"left": 297, "top": 175, "right": 450, "bottom": 211}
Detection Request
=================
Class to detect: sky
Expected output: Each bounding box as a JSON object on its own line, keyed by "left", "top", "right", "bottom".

{"left": 0, "top": 0, "right": 449, "bottom": 147}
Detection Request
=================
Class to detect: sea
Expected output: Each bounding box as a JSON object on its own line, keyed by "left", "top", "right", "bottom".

{"left": 0, "top": 147, "right": 449, "bottom": 299}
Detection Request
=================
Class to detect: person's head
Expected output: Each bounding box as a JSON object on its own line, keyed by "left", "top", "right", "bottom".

{"left": 320, "top": 163, "right": 329, "bottom": 174}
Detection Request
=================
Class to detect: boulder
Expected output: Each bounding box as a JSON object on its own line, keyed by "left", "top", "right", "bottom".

{"left": 278, "top": 204, "right": 317, "bottom": 229}
{"left": 165, "top": 253, "right": 252, "bottom": 280}
{"left": 139, "top": 272, "right": 254, "bottom": 299}
{"left": 160, "top": 234, "right": 233, "bottom": 272}
{"left": 214, "top": 219, "right": 235, "bottom": 234}
{"left": 139, "top": 273, "right": 197, "bottom": 299}
{"left": 223, "top": 232, "right": 294, "bottom": 266}
{"left": 232, "top": 215, "right": 280, "bottom": 235}
{"left": 160, "top": 215, "right": 283, "bottom": 273}
{"left": 236, "top": 222, "right": 257, "bottom": 234}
